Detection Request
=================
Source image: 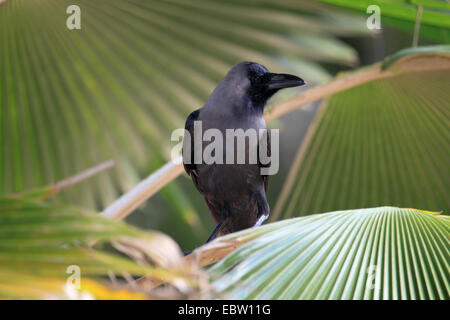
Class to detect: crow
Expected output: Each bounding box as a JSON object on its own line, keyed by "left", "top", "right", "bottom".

{"left": 183, "top": 62, "right": 305, "bottom": 247}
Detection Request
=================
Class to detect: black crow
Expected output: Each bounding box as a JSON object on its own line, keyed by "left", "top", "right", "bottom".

{"left": 183, "top": 62, "right": 305, "bottom": 247}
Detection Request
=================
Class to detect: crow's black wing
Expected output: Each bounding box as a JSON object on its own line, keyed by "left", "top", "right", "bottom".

{"left": 182, "top": 109, "right": 200, "bottom": 177}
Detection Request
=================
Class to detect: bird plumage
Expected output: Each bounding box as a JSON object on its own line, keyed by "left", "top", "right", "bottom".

{"left": 183, "top": 62, "right": 305, "bottom": 246}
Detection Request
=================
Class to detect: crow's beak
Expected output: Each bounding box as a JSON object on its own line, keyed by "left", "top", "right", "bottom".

{"left": 266, "top": 73, "right": 306, "bottom": 90}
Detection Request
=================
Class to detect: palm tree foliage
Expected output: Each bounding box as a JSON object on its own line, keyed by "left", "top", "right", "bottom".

{"left": 0, "top": 1, "right": 449, "bottom": 300}
{"left": 0, "top": 48, "right": 448, "bottom": 300}
{"left": 209, "top": 207, "right": 449, "bottom": 299}
{"left": 318, "top": 0, "right": 450, "bottom": 43}
{"left": 0, "top": 0, "right": 372, "bottom": 247}
{"left": 272, "top": 46, "right": 450, "bottom": 220}
{"left": 0, "top": 192, "right": 205, "bottom": 299}
{"left": 0, "top": 0, "right": 366, "bottom": 208}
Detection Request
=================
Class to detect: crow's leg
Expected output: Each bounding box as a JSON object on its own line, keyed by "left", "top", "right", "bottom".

{"left": 205, "top": 217, "right": 225, "bottom": 244}
{"left": 183, "top": 248, "right": 196, "bottom": 256}
{"left": 183, "top": 218, "right": 225, "bottom": 256}
{"left": 205, "top": 202, "right": 230, "bottom": 244}
{"left": 183, "top": 220, "right": 224, "bottom": 256}
{"left": 183, "top": 204, "right": 228, "bottom": 256}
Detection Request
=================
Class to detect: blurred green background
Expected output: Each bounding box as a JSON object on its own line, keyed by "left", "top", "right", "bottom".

{"left": 1, "top": 0, "right": 449, "bottom": 251}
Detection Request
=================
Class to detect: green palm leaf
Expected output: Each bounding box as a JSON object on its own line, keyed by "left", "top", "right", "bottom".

{"left": 0, "top": 195, "right": 204, "bottom": 299}
{"left": 0, "top": 0, "right": 367, "bottom": 209}
{"left": 208, "top": 207, "right": 449, "bottom": 299}
{"left": 0, "top": 0, "right": 371, "bottom": 246}
{"left": 317, "top": 0, "right": 450, "bottom": 43}
{"left": 273, "top": 46, "right": 450, "bottom": 219}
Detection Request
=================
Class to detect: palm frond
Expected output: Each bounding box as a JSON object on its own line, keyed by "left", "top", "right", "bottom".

{"left": 273, "top": 46, "right": 450, "bottom": 219}
{"left": 317, "top": 0, "right": 450, "bottom": 43}
{"left": 0, "top": 0, "right": 367, "bottom": 211}
{"left": 0, "top": 195, "right": 206, "bottom": 299}
{"left": 103, "top": 47, "right": 450, "bottom": 222}
{"left": 208, "top": 207, "right": 449, "bottom": 299}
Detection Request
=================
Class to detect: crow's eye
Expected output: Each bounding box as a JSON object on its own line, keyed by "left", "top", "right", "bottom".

{"left": 249, "top": 72, "right": 264, "bottom": 86}
{"left": 252, "top": 74, "right": 261, "bottom": 82}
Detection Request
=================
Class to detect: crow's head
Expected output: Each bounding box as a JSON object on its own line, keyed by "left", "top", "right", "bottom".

{"left": 223, "top": 62, "right": 305, "bottom": 108}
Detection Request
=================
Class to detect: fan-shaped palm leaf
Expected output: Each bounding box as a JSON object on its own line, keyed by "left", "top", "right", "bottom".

{"left": 207, "top": 207, "right": 449, "bottom": 299}
{"left": 0, "top": 194, "right": 206, "bottom": 299}
{"left": 318, "top": 0, "right": 450, "bottom": 43}
{"left": 0, "top": 0, "right": 367, "bottom": 210}
{"left": 272, "top": 46, "right": 450, "bottom": 219}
